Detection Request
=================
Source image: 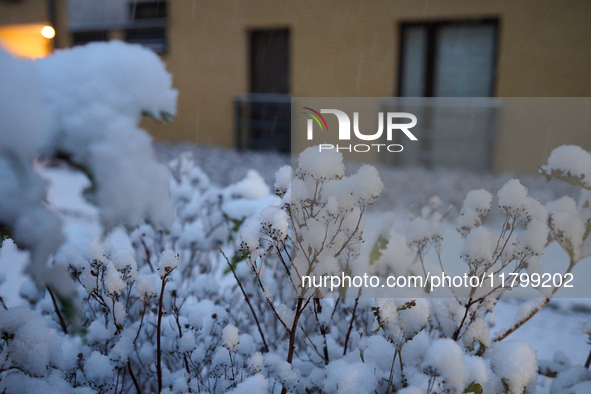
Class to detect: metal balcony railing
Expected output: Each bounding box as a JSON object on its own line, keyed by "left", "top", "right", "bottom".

{"left": 380, "top": 97, "right": 501, "bottom": 171}
{"left": 233, "top": 93, "right": 291, "bottom": 153}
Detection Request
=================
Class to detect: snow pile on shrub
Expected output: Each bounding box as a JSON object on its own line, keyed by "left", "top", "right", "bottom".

{"left": 541, "top": 145, "right": 591, "bottom": 189}
{"left": 2, "top": 144, "right": 590, "bottom": 393}
{"left": 2, "top": 38, "right": 591, "bottom": 393}
{"left": 0, "top": 42, "right": 176, "bottom": 288}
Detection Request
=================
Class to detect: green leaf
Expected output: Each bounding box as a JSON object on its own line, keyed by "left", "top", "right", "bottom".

{"left": 0, "top": 228, "right": 12, "bottom": 244}
{"left": 368, "top": 235, "right": 388, "bottom": 265}
{"left": 222, "top": 250, "right": 247, "bottom": 275}
{"left": 231, "top": 217, "right": 246, "bottom": 233}
{"left": 227, "top": 217, "right": 246, "bottom": 243}
{"left": 465, "top": 382, "right": 483, "bottom": 394}
{"left": 584, "top": 220, "right": 591, "bottom": 243}
{"left": 540, "top": 168, "right": 590, "bottom": 190}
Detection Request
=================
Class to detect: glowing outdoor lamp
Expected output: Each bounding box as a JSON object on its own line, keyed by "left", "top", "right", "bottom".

{"left": 41, "top": 26, "right": 55, "bottom": 39}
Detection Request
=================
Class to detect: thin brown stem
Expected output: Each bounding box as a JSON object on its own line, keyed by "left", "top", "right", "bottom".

{"left": 281, "top": 297, "right": 311, "bottom": 394}
{"left": 47, "top": 286, "right": 68, "bottom": 334}
{"left": 140, "top": 239, "right": 155, "bottom": 273}
{"left": 254, "top": 273, "right": 290, "bottom": 332}
{"left": 333, "top": 206, "right": 366, "bottom": 259}
{"left": 157, "top": 268, "right": 175, "bottom": 394}
{"left": 281, "top": 298, "right": 310, "bottom": 394}
{"left": 127, "top": 359, "right": 142, "bottom": 394}
{"left": 221, "top": 250, "right": 269, "bottom": 353}
{"left": 115, "top": 368, "right": 121, "bottom": 394}
{"left": 313, "top": 299, "right": 329, "bottom": 364}
{"left": 452, "top": 297, "right": 474, "bottom": 341}
{"left": 385, "top": 348, "right": 398, "bottom": 393}
{"left": 275, "top": 245, "right": 298, "bottom": 294}
{"left": 286, "top": 297, "right": 304, "bottom": 364}
{"left": 298, "top": 324, "right": 328, "bottom": 364}
{"left": 134, "top": 303, "right": 147, "bottom": 344}
{"left": 343, "top": 296, "right": 360, "bottom": 355}
{"left": 493, "top": 261, "right": 575, "bottom": 342}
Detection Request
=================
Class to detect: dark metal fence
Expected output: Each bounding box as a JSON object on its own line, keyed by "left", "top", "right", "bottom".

{"left": 380, "top": 97, "right": 500, "bottom": 171}
{"left": 233, "top": 93, "right": 291, "bottom": 152}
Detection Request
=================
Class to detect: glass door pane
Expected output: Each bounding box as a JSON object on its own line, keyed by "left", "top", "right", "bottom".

{"left": 434, "top": 24, "right": 496, "bottom": 97}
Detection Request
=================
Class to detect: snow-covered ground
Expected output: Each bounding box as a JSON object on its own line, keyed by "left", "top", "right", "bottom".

{"left": 155, "top": 142, "right": 577, "bottom": 214}
{"left": 1, "top": 144, "right": 590, "bottom": 393}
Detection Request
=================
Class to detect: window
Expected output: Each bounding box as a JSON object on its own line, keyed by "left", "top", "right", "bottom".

{"left": 125, "top": 27, "right": 166, "bottom": 54}
{"left": 398, "top": 20, "right": 498, "bottom": 97}
{"left": 130, "top": 1, "right": 166, "bottom": 19}
{"left": 72, "top": 30, "right": 108, "bottom": 46}
{"left": 234, "top": 29, "right": 291, "bottom": 152}
{"left": 390, "top": 21, "right": 500, "bottom": 171}
{"left": 125, "top": 1, "right": 167, "bottom": 54}
{"left": 250, "top": 29, "right": 290, "bottom": 94}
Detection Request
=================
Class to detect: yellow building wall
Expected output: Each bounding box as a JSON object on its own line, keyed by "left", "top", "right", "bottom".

{"left": 0, "top": 0, "right": 70, "bottom": 53}
{"left": 0, "top": 0, "right": 48, "bottom": 26}
{"left": 143, "top": 0, "right": 590, "bottom": 173}
{"left": 495, "top": 98, "right": 591, "bottom": 174}
{"left": 0, "top": 24, "right": 52, "bottom": 58}
{"left": 54, "top": 0, "right": 70, "bottom": 49}
{"left": 2, "top": 0, "right": 589, "bottom": 173}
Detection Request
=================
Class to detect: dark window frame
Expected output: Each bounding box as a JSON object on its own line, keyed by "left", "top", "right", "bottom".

{"left": 248, "top": 28, "right": 291, "bottom": 94}
{"left": 237, "top": 27, "right": 291, "bottom": 152}
{"left": 396, "top": 18, "right": 500, "bottom": 97}
{"left": 124, "top": 26, "right": 167, "bottom": 55}
{"left": 72, "top": 30, "right": 109, "bottom": 46}
{"left": 129, "top": 1, "right": 167, "bottom": 20}
{"left": 125, "top": 1, "right": 168, "bottom": 55}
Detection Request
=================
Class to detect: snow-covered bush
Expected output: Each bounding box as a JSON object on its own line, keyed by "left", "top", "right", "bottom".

{"left": 2, "top": 40, "right": 591, "bottom": 393}
{"left": 0, "top": 41, "right": 175, "bottom": 296}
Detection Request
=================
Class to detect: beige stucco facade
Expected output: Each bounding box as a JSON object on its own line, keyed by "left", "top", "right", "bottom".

{"left": 0, "top": 1, "right": 50, "bottom": 26}
{"left": 2, "top": 0, "right": 590, "bottom": 173}
{"left": 0, "top": 0, "right": 69, "bottom": 51}
{"left": 147, "top": 0, "right": 590, "bottom": 173}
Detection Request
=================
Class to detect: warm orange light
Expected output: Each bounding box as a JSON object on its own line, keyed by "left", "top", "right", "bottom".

{"left": 0, "top": 24, "right": 53, "bottom": 58}
{"left": 41, "top": 26, "right": 55, "bottom": 39}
